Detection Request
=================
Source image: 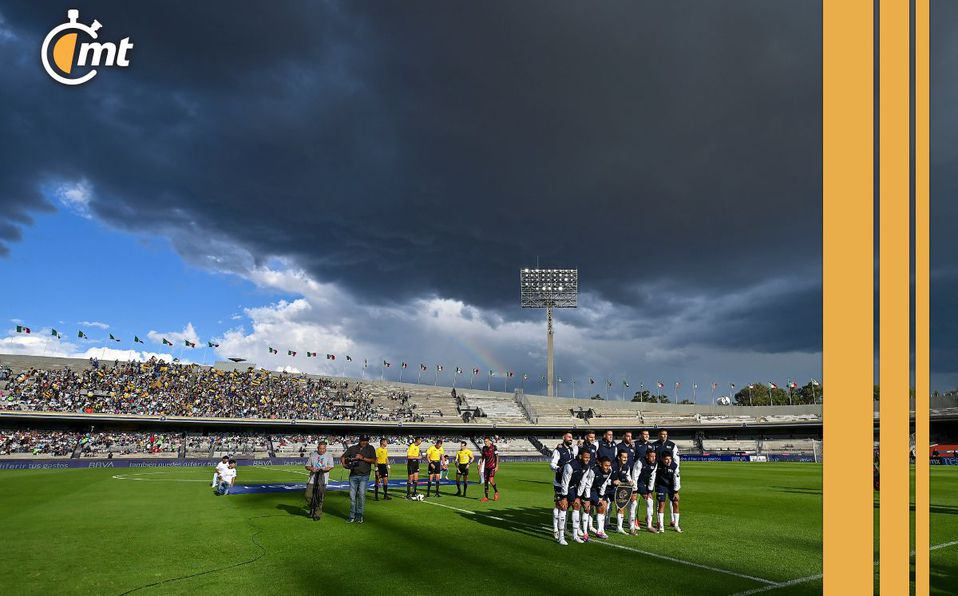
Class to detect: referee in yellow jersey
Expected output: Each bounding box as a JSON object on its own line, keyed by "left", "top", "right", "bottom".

{"left": 454, "top": 441, "right": 474, "bottom": 497}
{"left": 406, "top": 437, "right": 423, "bottom": 499}
{"left": 374, "top": 438, "right": 391, "bottom": 501}
{"left": 425, "top": 439, "right": 445, "bottom": 498}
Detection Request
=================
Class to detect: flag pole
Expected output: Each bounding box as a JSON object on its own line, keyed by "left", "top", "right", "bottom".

{"left": 692, "top": 381, "right": 696, "bottom": 405}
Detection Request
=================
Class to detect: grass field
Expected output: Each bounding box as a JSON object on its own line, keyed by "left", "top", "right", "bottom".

{"left": 0, "top": 461, "right": 954, "bottom": 595}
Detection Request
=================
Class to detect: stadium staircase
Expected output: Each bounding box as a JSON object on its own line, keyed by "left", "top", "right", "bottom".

{"left": 528, "top": 436, "right": 550, "bottom": 456}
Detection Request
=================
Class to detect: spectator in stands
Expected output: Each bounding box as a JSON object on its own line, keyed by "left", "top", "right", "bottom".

{"left": 341, "top": 435, "right": 376, "bottom": 523}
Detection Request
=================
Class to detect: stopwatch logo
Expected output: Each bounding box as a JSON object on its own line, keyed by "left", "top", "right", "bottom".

{"left": 41, "top": 9, "right": 133, "bottom": 86}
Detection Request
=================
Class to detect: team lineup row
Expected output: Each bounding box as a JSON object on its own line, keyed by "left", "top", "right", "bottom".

{"left": 551, "top": 429, "right": 682, "bottom": 545}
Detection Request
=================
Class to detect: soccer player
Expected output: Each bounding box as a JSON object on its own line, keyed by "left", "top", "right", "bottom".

{"left": 212, "top": 455, "right": 230, "bottom": 488}
{"left": 406, "top": 437, "right": 424, "bottom": 499}
{"left": 550, "top": 432, "right": 578, "bottom": 540}
{"left": 479, "top": 437, "right": 499, "bottom": 502}
{"left": 580, "top": 431, "right": 598, "bottom": 464}
{"left": 597, "top": 430, "right": 617, "bottom": 463}
{"left": 588, "top": 456, "right": 615, "bottom": 539}
{"left": 374, "top": 438, "right": 392, "bottom": 501}
{"left": 633, "top": 429, "right": 652, "bottom": 463}
{"left": 617, "top": 431, "right": 637, "bottom": 468}
{"left": 611, "top": 449, "right": 635, "bottom": 534}
{"left": 651, "top": 429, "right": 680, "bottom": 526}
{"left": 651, "top": 429, "right": 680, "bottom": 463}
{"left": 454, "top": 441, "right": 474, "bottom": 497}
{"left": 425, "top": 439, "right": 445, "bottom": 497}
{"left": 633, "top": 448, "right": 659, "bottom": 533}
{"left": 559, "top": 449, "right": 594, "bottom": 544}
{"left": 653, "top": 451, "right": 682, "bottom": 533}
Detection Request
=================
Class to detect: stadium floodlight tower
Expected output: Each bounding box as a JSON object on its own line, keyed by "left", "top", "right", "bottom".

{"left": 520, "top": 267, "right": 578, "bottom": 397}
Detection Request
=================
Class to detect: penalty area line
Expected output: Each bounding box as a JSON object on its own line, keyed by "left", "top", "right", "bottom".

{"left": 418, "top": 499, "right": 778, "bottom": 587}
{"left": 728, "top": 539, "right": 958, "bottom": 595}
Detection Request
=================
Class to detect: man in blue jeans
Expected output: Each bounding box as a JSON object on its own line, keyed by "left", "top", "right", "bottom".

{"left": 340, "top": 435, "right": 377, "bottom": 523}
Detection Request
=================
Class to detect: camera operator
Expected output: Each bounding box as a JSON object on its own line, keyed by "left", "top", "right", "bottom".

{"left": 305, "top": 441, "right": 334, "bottom": 520}
{"left": 341, "top": 435, "right": 377, "bottom": 524}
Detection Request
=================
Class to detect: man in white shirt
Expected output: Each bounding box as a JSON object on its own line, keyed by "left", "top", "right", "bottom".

{"left": 212, "top": 455, "right": 230, "bottom": 488}
{"left": 216, "top": 459, "right": 237, "bottom": 495}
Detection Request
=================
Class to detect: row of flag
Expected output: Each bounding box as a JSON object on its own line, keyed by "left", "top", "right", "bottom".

{"left": 17, "top": 324, "right": 221, "bottom": 348}
{"left": 14, "top": 324, "right": 821, "bottom": 392}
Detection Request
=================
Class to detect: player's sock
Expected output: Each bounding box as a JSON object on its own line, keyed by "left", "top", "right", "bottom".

{"left": 674, "top": 513, "right": 680, "bottom": 527}
{"left": 552, "top": 507, "right": 559, "bottom": 532}
{"left": 616, "top": 512, "right": 623, "bottom": 531}
{"left": 581, "top": 512, "right": 589, "bottom": 536}
{"left": 558, "top": 510, "right": 567, "bottom": 541}
{"left": 572, "top": 510, "right": 581, "bottom": 536}
{"left": 484, "top": 482, "right": 489, "bottom": 498}
{"left": 211, "top": 473, "right": 217, "bottom": 487}
{"left": 670, "top": 502, "right": 676, "bottom": 524}
{"left": 374, "top": 483, "right": 379, "bottom": 499}
{"left": 586, "top": 513, "right": 594, "bottom": 534}
{"left": 629, "top": 500, "right": 638, "bottom": 527}
{"left": 658, "top": 512, "right": 665, "bottom": 529}
{"left": 598, "top": 513, "right": 606, "bottom": 534}
{"left": 383, "top": 484, "right": 388, "bottom": 497}
{"left": 494, "top": 484, "right": 499, "bottom": 494}
{"left": 646, "top": 498, "right": 654, "bottom": 527}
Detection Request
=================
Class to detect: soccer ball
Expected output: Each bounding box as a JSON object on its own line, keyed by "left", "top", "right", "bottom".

{"left": 413, "top": 494, "right": 425, "bottom": 501}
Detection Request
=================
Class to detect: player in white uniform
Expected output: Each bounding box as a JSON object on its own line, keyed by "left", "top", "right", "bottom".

{"left": 550, "top": 433, "right": 578, "bottom": 541}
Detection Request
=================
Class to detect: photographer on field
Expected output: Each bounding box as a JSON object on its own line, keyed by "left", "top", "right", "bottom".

{"left": 305, "top": 441, "right": 334, "bottom": 520}
{"left": 341, "top": 434, "right": 377, "bottom": 524}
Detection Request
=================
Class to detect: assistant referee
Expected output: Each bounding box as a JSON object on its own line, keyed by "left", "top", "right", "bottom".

{"left": 454, "top": 441, "right": 474, "bottom": 497}
{"left": 406, "top": 437, "right": 423, "bottom": 499}
{"left": 374, "top": 438, "right": 391, "bottom": 501}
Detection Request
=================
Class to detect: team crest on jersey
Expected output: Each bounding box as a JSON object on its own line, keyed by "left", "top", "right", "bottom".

{"left": 614, "top": 484, "right": 633, "bottom": 509}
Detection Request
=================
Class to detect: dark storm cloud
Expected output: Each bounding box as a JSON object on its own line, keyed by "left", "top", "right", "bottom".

{"left": 0, "top": 2, "right": 823, "bottom": 354}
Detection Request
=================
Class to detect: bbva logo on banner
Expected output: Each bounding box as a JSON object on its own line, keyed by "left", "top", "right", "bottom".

{"left": 41, "top": 9, "right": 133, "bottom": 85}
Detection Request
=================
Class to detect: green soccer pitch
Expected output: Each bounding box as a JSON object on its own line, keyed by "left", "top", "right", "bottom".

{"left": 0, "top": 462, "right": 954, "bottom": 595}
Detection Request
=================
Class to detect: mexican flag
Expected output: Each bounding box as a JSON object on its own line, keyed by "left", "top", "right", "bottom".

{"left": 268, "top": 347, "right": 278, "bottom": 354}
{"left": 326, "top": 354, "right": 335, "bottom": 360}
{"left": 306, "top": 352, "right": 316, "bottom": 357}
{"left": 51, "top": 329, "right": 61, "bottom": 338}
{"left": 134, "top": 336, "right": 145, "bottom": 344}
{"left": 109, "top": 334, "right": 120, "bottom": 342}
{"left": 15, "top": 325, "right": 30, "bottom": 334}
{"left": 208, "top": 341, "right": 219, "bottom": 348}
{"left": 287, "top": 350, "right": 296, "bottom": 357}
{"left": 185, "top": 340, "right": 196, "bottom": 348}
{"left": 346, "top": 355, "right": 352, "bottom": 362}
{"left": 768, "top": 382, "right": 778, "bottom": 389}
{"left": 162, "top": 338, "right": 173, "bottom": 346}
{"left": 78, "top": 330, "right": 88, "bottom": 339}
{"left": 383, "top": 360, "right": 391, "bottom": 367}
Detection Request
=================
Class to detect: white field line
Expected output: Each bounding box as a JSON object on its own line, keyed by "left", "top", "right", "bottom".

{"left": 729, "top": 539, "right": 958, "bottom": 596}
{"left": 111, "top": 471, "right": 207, "bottom": 482}
{"left": 418, "top": 499, "right": 778, "bottom": 586}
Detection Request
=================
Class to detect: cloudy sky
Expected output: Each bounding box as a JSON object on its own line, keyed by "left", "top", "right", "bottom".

{"left": 0, "top": 1, "right": 950, "bottom": 396}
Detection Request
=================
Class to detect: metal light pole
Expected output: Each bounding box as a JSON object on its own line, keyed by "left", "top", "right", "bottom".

{"left": 520, "top": 268, "right": 578, "bottom": 398}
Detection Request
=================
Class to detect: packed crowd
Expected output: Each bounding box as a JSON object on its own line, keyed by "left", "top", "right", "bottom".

{"left": 0, "top": 429, "right": 77, "bottom": 456}
{"left": 78, "top": 432, "right": 180, "bottom": 457}
{"left": 2, "top": 359, "right": 425, "bottom": 422}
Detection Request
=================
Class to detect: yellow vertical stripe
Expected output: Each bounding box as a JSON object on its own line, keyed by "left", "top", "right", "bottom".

{"left": 914, "top": 0, "right": 930, "bottom": 593}
{"left": 879, "top": 0, "right": 911, "bottom": 593}
{"left": 823, "top": 0, "right": 875, "bottom": 592}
